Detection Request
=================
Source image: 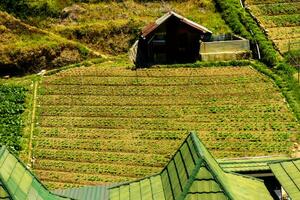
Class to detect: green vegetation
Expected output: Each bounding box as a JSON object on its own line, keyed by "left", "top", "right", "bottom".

{"left": 252, "top": 61, "right": 300, "bottom": 126}
{"left": 215, "top": 0, "right": 300, "bottom": 130}
{"left": 0, "top": 11, "right": 95, "bottom": 75}
{"left": 0, "top": 0, "right": 67, "bottom": 18}
{"left": 32, "top": 65, "right": 298, "bottom": 188}
{"left": 0, "top": 85, "right": 26, "bottom": 153}
{"left": 0, "top": 0, "right": 299, "bottom": 192}
{"left": 41, "top": 0, "right": 230, "bottom": 55}
{"left": 250, "top": 2, "right": 300, "bottom": 16}
{"left": 245, "top": 0, "right": 300, "bottom": 53}
{"left": 0, "top": 0, "right": 231, "bottom": 74}
{"left": 214, "top": 0, "right": 279, "bottom": 66}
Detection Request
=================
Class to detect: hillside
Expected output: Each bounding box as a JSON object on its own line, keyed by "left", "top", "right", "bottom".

{"left": 44, "top": 1, "right": 230, "bottom": 55}
{"left": 0, "top": 11, "right": 98, "bottom": 76}
{"left": 30, "top": 65, "right": 299, "bottom": 189}
{"left": 2, "top": 0, "right": 230, "bottom": 56}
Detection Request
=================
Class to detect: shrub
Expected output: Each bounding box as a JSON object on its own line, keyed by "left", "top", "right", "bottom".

{"left": 214, "top": 0, "right": 278, "bottom": 66}
{"left": 0, "top": 85, "right": 27, "bottom": 153}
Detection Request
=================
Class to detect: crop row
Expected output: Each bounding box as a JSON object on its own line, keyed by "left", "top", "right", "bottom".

{"left": 260, "top": 14, "right": 300, "bottom": 28}
{"left": 250, "top": 2, "right": 300, "bottom": 16}
{"left": 38, "top": 127, "right": 187, "bottom": 140}
{"left": 39, "top": 116, "right": 298, "bottom": 131}
{"left": 38, "top": 92, "right": 282, "bottom": 106}
{"left": 268, "top": 26, "right": 300, "bottom": 40}
{"left": 34, "top": 169, "right": 132, "bottom": 186}
{"left": 33, "top": 148, "right": 169, "bottom": 167}
{"left": 34, "top": 136, "right": 292, "bottom": 157}
{"left": 40, "top": 82, "right": 275, "bottom": 96}
{"left": 53, "top": 66, "right": 256, "bottom": 77}
{"left": 38, "top": 127, "right": 292, "bottom": 143}
{"left": 274, "top": 38, "right": 300, "bottom": 52}
{"left": 43, "top": 74, "right": 265, "bottom": 86}
{"left": 0, "top": 85, "right": 26, "bottom": 152}
{"left": 34, "top": 137, "right": 181, "bottom": 155}
{"left": 34, "top": 159, "right": 161, "bottom": 178}
{"left": 38, "top": 105, "right": 294, "bottom": 121}
{"left": 205, "top": 140, "right": 291, "bottom": 152}
{"left": 39, "top": 103, "right": 290, "bottom": 115}
{"left": 39, "top": 113, "right": 295, "bottom": 125}
{"left": 201, "top": 131, "right": 291, "bottom": 142}
{"left": 43, "top": 181, "right": 81, "bottom": 190}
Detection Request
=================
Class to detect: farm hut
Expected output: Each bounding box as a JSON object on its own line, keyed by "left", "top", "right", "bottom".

{"left": 130, "top": 11, "right": 212, "bottom": 67}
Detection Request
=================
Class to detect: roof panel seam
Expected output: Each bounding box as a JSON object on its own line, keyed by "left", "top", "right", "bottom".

{"left": 179, "top": 150, "right": 189, "bottom": 179}
{"left": 173, "top": 158, "right": 183, "bottom": 193}
{"left": 166, "top": 167, "right": 176, "bottom": 200}
{"left": 280, "top": 162, "right": 300, "bottom": 191}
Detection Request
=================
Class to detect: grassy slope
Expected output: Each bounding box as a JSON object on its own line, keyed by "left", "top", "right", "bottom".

{"left": 0, "top": 0, "right": 230, "bottom": 73}
{"left": 26, "top": 0, "right": 231, "bottom": 55}
{"left": 0, "top": 11, "right": 99, "bottom": 76}
{"left": 32, "top": 64, "right": 299, "bottom": 189}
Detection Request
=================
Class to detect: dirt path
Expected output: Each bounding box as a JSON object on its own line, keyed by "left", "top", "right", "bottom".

{"left": 28, "top": 80, "right": 38, "bottom": 167}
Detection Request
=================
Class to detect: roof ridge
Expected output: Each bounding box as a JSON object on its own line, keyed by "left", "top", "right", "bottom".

{"left": 177, "top": 153, "right": 204, "bottom": 200}
{"left": 108, "top": 132, "right": 273, "bottom": 200}
{"left": 190, "top": 132, "right": 234, "bottom": 200}
{"left": 157, "top": 132, "right": 196, "bottom": 176}
{"left": 142, "top": 11, "right": 212, "bottom": 37}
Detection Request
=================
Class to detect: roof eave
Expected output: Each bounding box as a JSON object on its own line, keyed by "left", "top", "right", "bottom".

{"left": 141, "top": 11, "right": 212, "bottom": 38}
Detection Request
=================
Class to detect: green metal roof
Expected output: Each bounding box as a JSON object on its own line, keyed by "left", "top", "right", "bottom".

{"left": 219, "top": 156, "right": 291, "bottom": 172}
{"left": 269, "top": 159, "right": 300, "bottom": 200}
{"left": 108, "top": 132, "right": 273, "bottom": 200}
{"left": 1, "top": 133, "right": 277, "bottom": 200}
{"left": 54, "top": 185, "right": 109, "bottom": 200}
{"left": 0, "top": 146, "right": 71, "bottom": 200}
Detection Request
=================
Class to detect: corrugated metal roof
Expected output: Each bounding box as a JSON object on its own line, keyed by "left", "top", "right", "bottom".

{"left": 109, "top": 132, "right": 273, "bottom": 200}
{"left": 219, "top": 156, "right": 291, "bottom": 172}
{"left": 269, "top": 159, "right": 300, "bottom": 200}
{"left": 0, "top": 146, "right": 71, "bottom": 200}
{"left": 141, "top": 11, "right": 212, "bottom": 38}
{"left": 1, "top": 133, "right": 283, "bottom": 200}
{"left": 54, "top": 185, "right": 109, "bottom": 200}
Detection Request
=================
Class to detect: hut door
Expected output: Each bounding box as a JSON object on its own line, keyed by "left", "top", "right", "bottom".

{"left": 177, "top": 32, "right": 189, "bottom": 62}
{"left": 149, "top": 33, "right": 167, "bottom": 64}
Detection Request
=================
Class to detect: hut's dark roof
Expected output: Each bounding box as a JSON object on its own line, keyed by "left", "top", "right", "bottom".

{"left": 141, "top": 11, "right": 212, "bottom": 38}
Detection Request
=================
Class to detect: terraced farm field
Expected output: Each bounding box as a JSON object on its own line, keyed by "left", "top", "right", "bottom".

{"left": 33, "top": 66, "right": 299, "bottom": 189}
{"left": 246, "top": 0, "right": 300, "bottom": 53}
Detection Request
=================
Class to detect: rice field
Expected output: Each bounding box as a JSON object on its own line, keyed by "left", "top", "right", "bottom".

{"left": 33, "top": 65, "right": 299, "bottom": 189}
